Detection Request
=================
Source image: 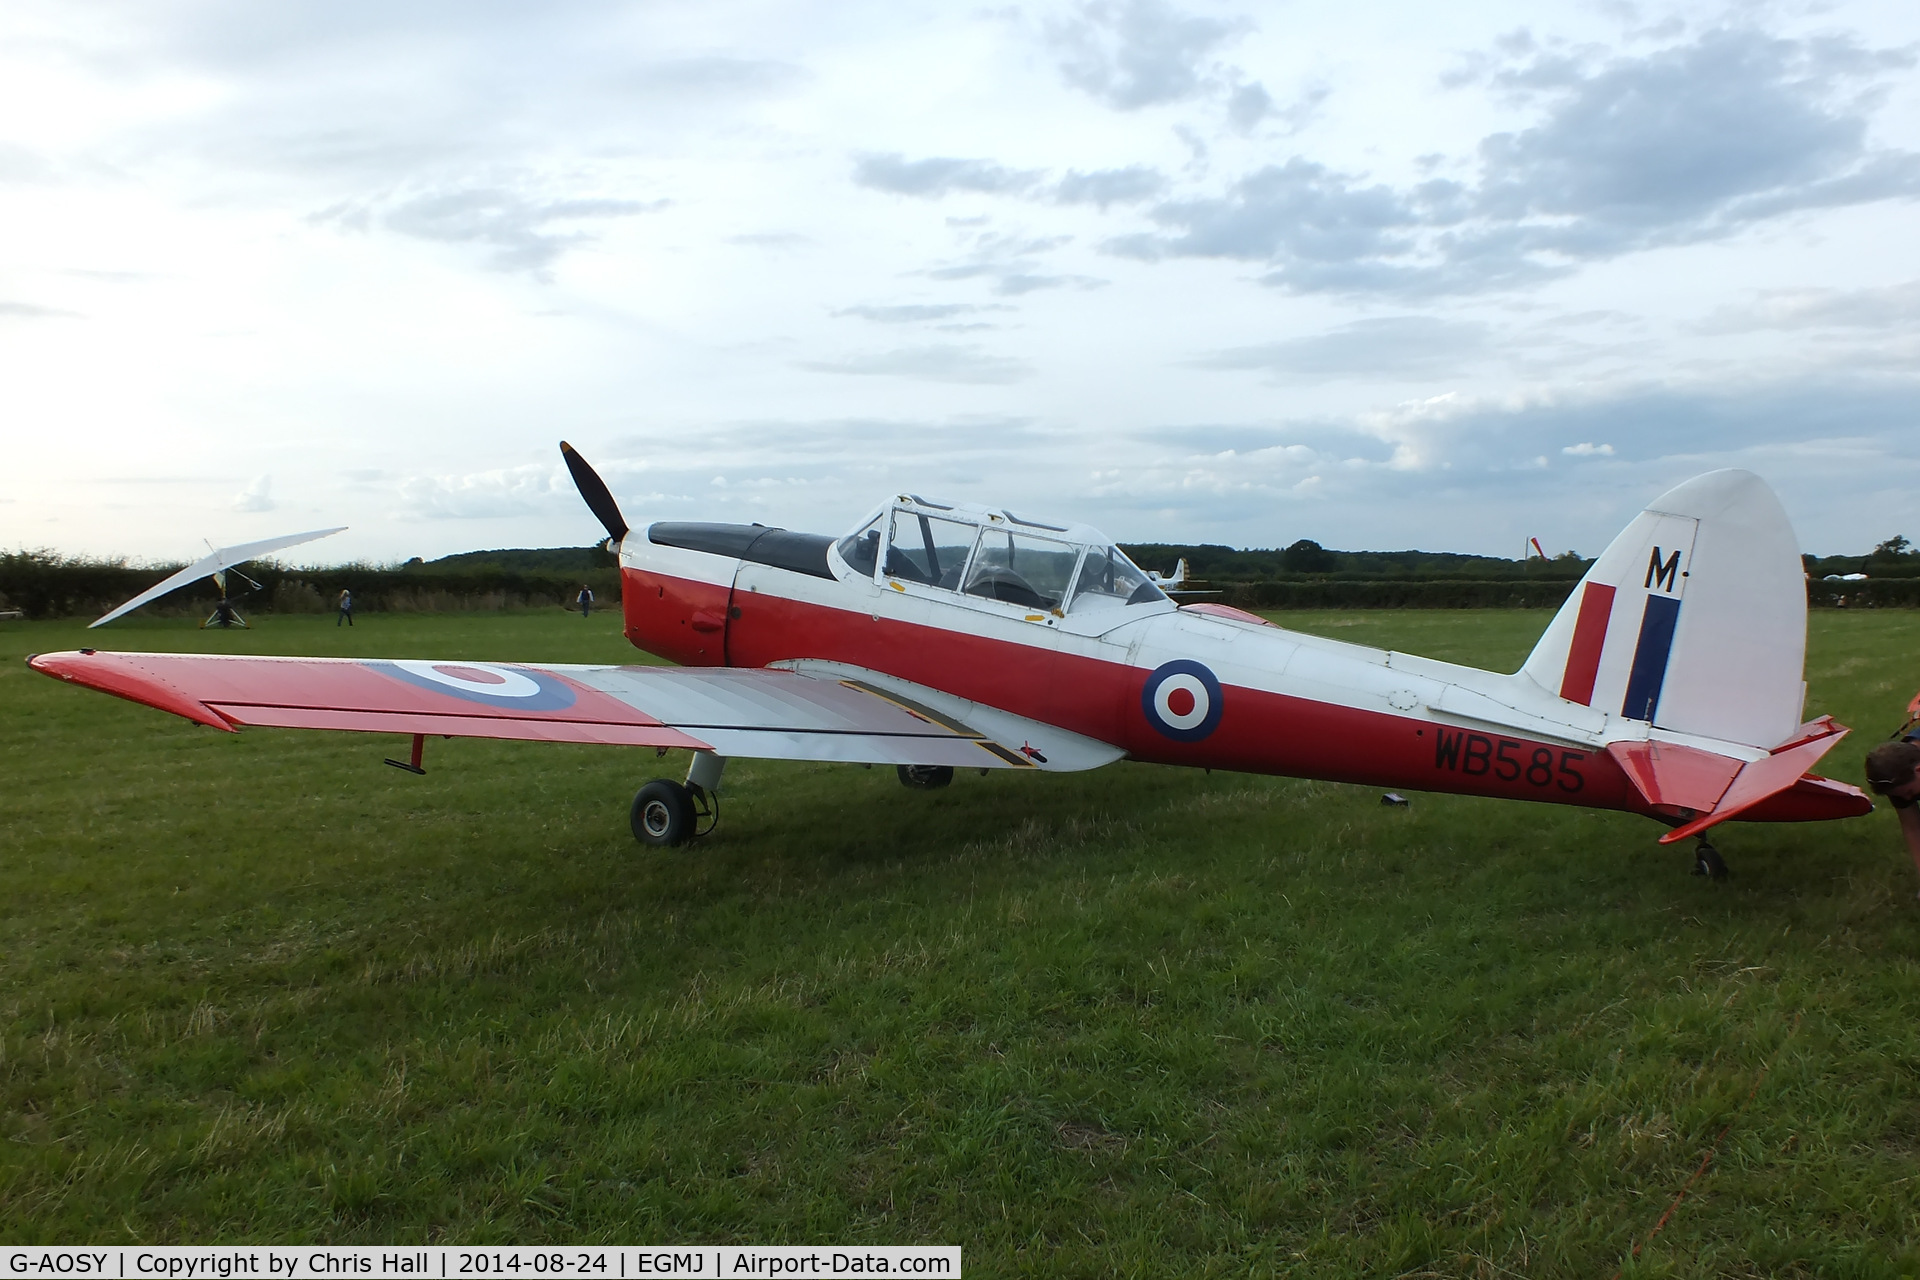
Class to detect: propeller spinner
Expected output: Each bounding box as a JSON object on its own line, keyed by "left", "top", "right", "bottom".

{"left": 560, "top": 441, "right": 630, "bottom": 549}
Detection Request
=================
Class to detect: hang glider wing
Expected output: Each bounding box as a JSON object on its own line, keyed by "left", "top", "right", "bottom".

{"left": 27, "top": 650, "right": 1124, "bottom": 772}
{"left": 90, "top": 527, "right": 349, "bottom": 628}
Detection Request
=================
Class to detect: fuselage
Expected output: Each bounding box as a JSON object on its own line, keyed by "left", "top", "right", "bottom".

{"left": 613, "top": 498, "right": 1848, "bottom": 827}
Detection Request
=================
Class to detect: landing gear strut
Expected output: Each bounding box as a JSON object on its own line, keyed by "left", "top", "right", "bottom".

{"left": 1692, "top": 835, "right": 1729, "bottom": 880}
{"left": 897, "top": 764, "right": 954, "bottom": 790}
{"left": 631, "top": 753, "right": 724, "bottom": 847}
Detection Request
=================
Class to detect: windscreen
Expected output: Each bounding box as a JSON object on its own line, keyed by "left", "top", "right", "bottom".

{"left": 1070, "top": 546, "right": 1167, "bottom": 610}
{"left": 965, "top": 529, "right": 1079, "bottom": 610}
{"left": 836, "top": 515, "right": 883, "bottom": 577}
{"left": 886, "top": 512, "right": 980, "bottom": 590}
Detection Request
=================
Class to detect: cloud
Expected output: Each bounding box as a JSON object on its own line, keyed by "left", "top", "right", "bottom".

{"left": 925, "top": 227, "right": 1104, "bottom": 296}
{"left": 1107, "top": 157, "right": 1499, "bottom": 294}
{"left": 232, "top": 475, "right": 275, "bottom": 513}
{"left": 0, "top": 143, "right": 53, "bottom": 183}
{"left": 798, "top": 344, "right": 1034, "bottom": 384}
{"left": 1347, "top": 375, "right": 1920, "bottom": 479}
{"left": 0, "top": 301, "right": 82, "bottom": 320}
{"left": 376, "top": 188, "right": 668, "bottom": 274}
{"left": 313, "top": 186, "right": 668, "bottom": 275}
{"left": 66, "top": 1, "right": 811, "bottom": 191}
{"left": 1111, "top": 29, "right": 1920, "bottom": 296}
{"left": 645, "top": 414, "right": 1052, "bottom": 457}
{"left": 855, "top": 155, "right": 1168, "bottom": 216}
{"left": 1192, "top": 316, "right": 1491, "bottom": 380}
{"left": 1048, "top": 0, "right": 1250, "bottom": 109}
{"left": 1471, "top": 31, "right": 1916, "bottom": 237}
{"left": 1226, "top": 82, "right": 1274, "bottom": 130}
{"left": 1131, "top": 423, "right": 1398, "bottom": 462}
{"left": 1697, "top": 281, "right": 1920, "bottom": 331}
{"left": 399, "top": 464, "right": 561, "bottom": 519}
{"left": 1054, "top": 165, "right": 1167, "bottom": 208}
{"left": 1084, "top": 373, "right": 1920, "bottom": 553}
{"left": 1152, "top": 375, "right": 1918, "bottom": 489}
{"left": 607, "top": 56, "right": 806, "bottom": 101}
{"left": 833, "top": 303, "right": 998, "bottom": 323}
{"left": 852, "top": 153, "right": 1045, "bottom": 198}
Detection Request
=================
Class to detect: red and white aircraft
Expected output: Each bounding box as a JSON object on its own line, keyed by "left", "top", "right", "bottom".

{"left": 30, "top": 445, "right": 1871, "bottom": 875}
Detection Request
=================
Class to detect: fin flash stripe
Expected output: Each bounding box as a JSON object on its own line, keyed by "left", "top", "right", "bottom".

{"left": 1559, "top": 581, "right": 1616, "bottom": 705}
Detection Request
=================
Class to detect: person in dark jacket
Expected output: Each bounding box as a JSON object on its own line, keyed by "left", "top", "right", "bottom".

{"left": 576, "top": 584, "right": 594, "bottom": 618}
{"left": 1866, "top": 738, "right": 1920, "bottom": 895}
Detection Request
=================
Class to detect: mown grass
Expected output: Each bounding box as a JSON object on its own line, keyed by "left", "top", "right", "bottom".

{"left": 2, "top": 608, "right": 1918, "bottom": 1275}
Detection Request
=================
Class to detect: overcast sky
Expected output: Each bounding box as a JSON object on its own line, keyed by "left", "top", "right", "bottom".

{"left": 3, "top": 0, "right": 1917, "bottom": 564}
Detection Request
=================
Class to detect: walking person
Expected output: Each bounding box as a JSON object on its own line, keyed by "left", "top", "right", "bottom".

{"left": 336, "top": 588, "right": 354, "bottom": 627}
{"left": 576, "top": 583, "right": 594, "bottom": 618}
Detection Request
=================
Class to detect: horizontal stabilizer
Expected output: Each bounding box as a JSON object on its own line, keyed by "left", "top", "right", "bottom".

{"left": 1606, "top": 739, "right": 1744, "bottom": 814}
{"left": 1657, "top": 729, "right": 1848, "bottom": 844}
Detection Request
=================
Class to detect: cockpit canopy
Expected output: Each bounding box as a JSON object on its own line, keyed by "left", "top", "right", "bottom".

{"left": 835, "top": 496, "right": 1168, "bottom": 615}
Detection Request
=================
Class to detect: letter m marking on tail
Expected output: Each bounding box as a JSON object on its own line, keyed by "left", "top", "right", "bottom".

{"left": 1645, "top": 547, "right": 1681, "bottom": 593}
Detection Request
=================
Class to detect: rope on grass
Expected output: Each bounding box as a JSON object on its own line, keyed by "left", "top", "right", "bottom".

{"left": 1611, "top": 1011, "right": 1803, "bottom": 1278}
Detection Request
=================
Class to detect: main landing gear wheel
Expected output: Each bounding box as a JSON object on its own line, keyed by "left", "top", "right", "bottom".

{"left": 1692, "top": 836, "right": 1729, "bottom": 880}
{"left": 897, "top": 764, "right": 954, "bottom": 790}
{"left": 632, "top": 780, "right": 695, "bottom": 847}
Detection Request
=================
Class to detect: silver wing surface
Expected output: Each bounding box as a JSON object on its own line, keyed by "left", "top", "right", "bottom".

{"left": 28, "top": 650, "right": 1124, "bottom": 772}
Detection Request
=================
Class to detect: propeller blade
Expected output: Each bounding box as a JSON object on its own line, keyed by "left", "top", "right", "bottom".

{"left": 560, "top": 441, "right": 629, "bottom": 547}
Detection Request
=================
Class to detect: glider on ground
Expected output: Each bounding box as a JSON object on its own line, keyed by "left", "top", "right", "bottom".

{"left": 89, "top": 527, "right": 348, "bottom": 628}
{"left": 31, "top": 448, "right": 1869, "bottom": 876}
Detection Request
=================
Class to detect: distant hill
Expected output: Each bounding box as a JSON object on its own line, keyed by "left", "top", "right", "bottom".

{"left": 407, "top": 546, "right": 616, "bottom": 574}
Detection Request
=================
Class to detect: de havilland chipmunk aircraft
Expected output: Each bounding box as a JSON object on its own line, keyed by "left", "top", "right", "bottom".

{"left": 30, "top": 445, "right": 1872, "bottom": 877}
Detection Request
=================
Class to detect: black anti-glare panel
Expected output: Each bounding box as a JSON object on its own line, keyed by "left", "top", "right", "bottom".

{"left": 648, "top": 522, "right": 836, "bottom": 580}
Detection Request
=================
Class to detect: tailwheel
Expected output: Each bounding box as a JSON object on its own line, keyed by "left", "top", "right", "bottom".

{"left": 897, "top": 764, "right": 954, "bottom": 790}
{"left": 1692, "top": 836, "right": 1729, "bottom": 880}
{"left": 631, "top": 780, "right": 695, "bottom": 847}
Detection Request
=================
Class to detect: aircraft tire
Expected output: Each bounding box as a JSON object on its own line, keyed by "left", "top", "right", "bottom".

{"left": 897, "top": 764, "right": 954, "bottom": 790}
{"left": 632, "top": 779, "right": 695, "bottom": 847}
{"left": 1692, "top": 839, "right": 1729, "bottom": 880}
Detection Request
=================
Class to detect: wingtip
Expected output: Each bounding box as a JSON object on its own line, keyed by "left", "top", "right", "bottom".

{"left": 29, "top": 649, "right": 239, "bottom": 732}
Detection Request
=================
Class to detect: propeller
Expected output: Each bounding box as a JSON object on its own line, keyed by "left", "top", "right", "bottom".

{"left": 560, "top": 441, "right": 630, "bottom": 549}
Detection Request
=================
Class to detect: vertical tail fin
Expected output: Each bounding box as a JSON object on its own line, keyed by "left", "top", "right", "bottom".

{"left": 1520, "top": 470, "right": 1806, "bottom": 748}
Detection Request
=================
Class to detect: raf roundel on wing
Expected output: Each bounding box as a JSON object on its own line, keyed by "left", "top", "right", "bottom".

{"left": 1142, "top": 659, "right": 1223, "bottom": 742}
{"left": 374, "top": 660, "right": 579, "bottom": 711}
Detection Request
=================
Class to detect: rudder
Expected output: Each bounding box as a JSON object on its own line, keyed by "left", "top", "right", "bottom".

{"left": 1520, "top": 470, "right": 1806, "bottom": 748}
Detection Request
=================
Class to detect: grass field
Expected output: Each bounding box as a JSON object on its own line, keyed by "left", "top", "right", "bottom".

{"left": 3, "top": 608, "right": 1919, "bottom": 1275}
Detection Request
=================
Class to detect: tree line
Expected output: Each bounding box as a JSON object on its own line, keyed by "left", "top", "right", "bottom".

{"left": 0, "top": 547, "right": 621, "bottom": 621}
{"left": 4, "top": 535, "right": 1917, "bottom": 620}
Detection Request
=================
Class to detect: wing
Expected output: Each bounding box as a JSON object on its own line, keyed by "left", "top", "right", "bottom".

{"left": 27, "top": 650, "right": 1123, "bottom": 772}
{"left": 91, "top": 527, "right": 348, "bottom": 628}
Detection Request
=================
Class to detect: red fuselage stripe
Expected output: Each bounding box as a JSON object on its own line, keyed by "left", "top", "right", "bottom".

{"left": 620, "top": 565, "right": 1655, "bottom": 815}
{"left": 1558, "top": 581, "right": 1616, "bottom": 705}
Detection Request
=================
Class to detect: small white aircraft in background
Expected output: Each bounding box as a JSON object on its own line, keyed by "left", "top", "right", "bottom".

{"left": 33, "top": 454, "right": 1870, "bottom": 877}
{"left": 90, "top": 527, "right": 346, "bottom": 629}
